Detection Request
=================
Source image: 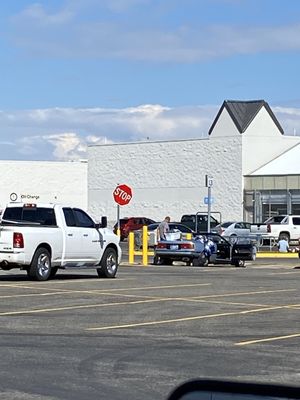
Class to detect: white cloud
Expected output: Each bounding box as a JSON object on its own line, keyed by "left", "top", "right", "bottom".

{"left": 1, "top": 103, "right": 300, "bottom": 161}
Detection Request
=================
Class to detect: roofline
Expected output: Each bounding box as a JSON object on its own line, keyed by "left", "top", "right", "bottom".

{"left": 247, "top": 142, "right": 300, "bottom": 175}
{"left": 208, "top": 100, "right": 285, "bottom": 136}
{"left": 88, "top": 136, "right": 209, "bottom": 148}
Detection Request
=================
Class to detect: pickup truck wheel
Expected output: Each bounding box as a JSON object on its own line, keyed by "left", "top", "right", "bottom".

{"left": 279, "top": 233, "right": 290, "bottom": 242}
{"left": 28, "top": 248, "right": 52, "bottom": 281}
{"left": 97, "top": 248, "right": 118, "bottom": 278}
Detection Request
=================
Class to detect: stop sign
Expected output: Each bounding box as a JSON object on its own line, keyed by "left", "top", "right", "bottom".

{"left": 113, "top": 184, "right": 132, "bottom": 206}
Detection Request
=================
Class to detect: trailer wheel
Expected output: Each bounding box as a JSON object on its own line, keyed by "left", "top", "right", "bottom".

{"left": 28, "top": 248, "right": 52, "bottom": 281}
{"left": 97, "top": 247, "right": 118, "bottom": 278}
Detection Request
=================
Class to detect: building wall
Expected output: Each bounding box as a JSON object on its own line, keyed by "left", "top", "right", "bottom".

{"left": 242, "top": 108, "right": 300, "bottom": 175}
{"left": 88, "top": 136, "right": 243, "bottom": 226}
{"left": 0, "top": 160, "right": 88, "bottom": 211}
{"left": 208, "top": 108, "right": 239, "bottom": 137}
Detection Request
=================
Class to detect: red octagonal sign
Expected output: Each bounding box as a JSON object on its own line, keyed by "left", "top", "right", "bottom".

{"left": 113, "top": 184, "right": 132, "bottom": 206}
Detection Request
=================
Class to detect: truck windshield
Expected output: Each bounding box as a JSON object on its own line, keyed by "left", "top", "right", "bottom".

{"left": 2, "top": 207, "right": 56, "bottom": 226}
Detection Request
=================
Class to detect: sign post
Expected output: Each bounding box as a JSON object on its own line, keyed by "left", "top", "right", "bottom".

{"left": 205, "top": 175, "right": 213, "bottom": 233}
{"left": 113, "top": 184, "right": 133, "bottom": 237}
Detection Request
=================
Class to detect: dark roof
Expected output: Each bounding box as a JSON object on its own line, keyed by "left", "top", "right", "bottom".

{"left": 208, "top": 100, "right": 284, "bottom": 135}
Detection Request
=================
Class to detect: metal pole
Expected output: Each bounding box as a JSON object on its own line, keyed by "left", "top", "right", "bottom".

{"left": 117, "top": 204, "right": 120, "bottom": 237}
{"left": 207, "top": 185, "right": 211, "bottom": 233}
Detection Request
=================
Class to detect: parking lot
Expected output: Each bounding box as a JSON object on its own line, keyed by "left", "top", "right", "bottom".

{"left": 0, "top": 260, "right": 300, "bottom": 400}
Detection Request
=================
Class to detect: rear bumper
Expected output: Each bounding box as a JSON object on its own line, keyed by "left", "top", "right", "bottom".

{"left": 155, "top": 250, "right": 196, "bottom": 260}
{"left": 0, "top": 251, "right": 26, "bottom": 267}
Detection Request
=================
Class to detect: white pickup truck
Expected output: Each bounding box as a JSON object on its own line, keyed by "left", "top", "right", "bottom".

{"left": 251, "top": 215, "right": 300, "bottom": 242}
{"left": 0, "top": 203, "right": 121, "bottom": 281}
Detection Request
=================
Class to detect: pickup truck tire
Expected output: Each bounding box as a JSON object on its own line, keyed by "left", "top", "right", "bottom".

{"left": 97, "top": 247, "right": 118, "bottom": 278}
{"left": 28, "top": 248, "right": 52, "bottom": 281}
{"left": 279, "top": 233, "right": 290, "bottom": 242}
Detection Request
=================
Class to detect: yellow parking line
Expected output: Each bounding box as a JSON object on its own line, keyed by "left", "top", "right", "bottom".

{"left": 98, "top": 283, "right": 212, "bottom": 292}
{"left": 86, "top": 311, "right": 241, "bottom": 331}
{"left": 86, "top": 304, "right": 298, "bottom": 331}
{"left": 236, "top": 333, "right": 300, "bottom": 346}
{"left": 192, "top": 288, "right": 296, "bottom": 299}
{"left": 0, "top": 297, "right": 168, "bottom": 316}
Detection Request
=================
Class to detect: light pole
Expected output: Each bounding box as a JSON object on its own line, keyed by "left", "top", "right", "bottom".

{"left": 205, "top": 175, "right": 213, "bottom": 232}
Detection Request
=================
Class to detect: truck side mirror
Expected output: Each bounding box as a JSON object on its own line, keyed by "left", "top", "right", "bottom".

{"left": 100, "top": 216, "right": 107, "bottom": 228}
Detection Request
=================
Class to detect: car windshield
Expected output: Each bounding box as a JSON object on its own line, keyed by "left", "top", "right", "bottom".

{"left": 221, "top": 222, "right": 234, "bottom": 228}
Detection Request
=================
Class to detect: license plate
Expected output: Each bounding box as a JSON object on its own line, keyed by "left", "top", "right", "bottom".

{"left": 170, "top": 245, "right": 178, "bottom": 250}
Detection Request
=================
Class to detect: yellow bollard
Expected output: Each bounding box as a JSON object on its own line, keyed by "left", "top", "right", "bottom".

{"left": 128, "top": 231, "right": 134, "bottom": 264}
{"left": 186, "top": 233, "right": 192, "bottom": 240}
{"left": 142, "top": 225, "right": 148, "bottom": 266}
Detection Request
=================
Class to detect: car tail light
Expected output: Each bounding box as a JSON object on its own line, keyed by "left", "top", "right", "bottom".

{"left": 13, "top": 232, "right": 24, "bottom": 248}
{"left": 180, "top": 243, "right": 195, "bottom": 249}
{"left": 157, "top": 242, "right": 167, "bottom": 249}
{"left": 267, "top": 224, "right": 271, "bottom": 233}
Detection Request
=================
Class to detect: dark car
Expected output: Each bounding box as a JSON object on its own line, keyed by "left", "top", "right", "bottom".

{"left": 154, "top": 232, "right": 256, "bottom": 267}
{"left": 113, "top": 217, "right": 156, "bottom": 241}
{"left": 180, "top": 213, "right": 220, "bottom": 233}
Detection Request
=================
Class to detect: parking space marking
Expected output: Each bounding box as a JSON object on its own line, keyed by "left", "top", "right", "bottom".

{"left": 85, "top": 305, "right": 295, "bottom": 331}
{"left": 0, "top": 288, "right": 296, "bottom": 314}
{"left": 268, "top": 271, "right": 300, "bottom": 275}
{"left": 191, "top": 288, "right": 296, "bottom": 299}
{"left": 86, "top": 299, "right": 300, "bottom": 332}
{"left": 0, "top": 297, "right": 169, "bottom": 316}
{"left": 0, "top": 278, "right": 132, "bottom": 289}
{"left": 235, "top": 333, "right": 300, "bottom": 346}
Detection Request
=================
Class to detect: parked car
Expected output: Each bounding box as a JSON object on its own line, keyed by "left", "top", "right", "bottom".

{"left": 180, "top": 213, "right": 220, "bottom": 233}
{"left": 213, "top": 221, "right": 252, "bottom": 237}
{"left": 135, "top": 222, "right": 194, "bottom": 248}
{"left": 154, "top": 232, "right": 256, "bottom": 267}
{"left": 113, "top": 217, "right": 156, "bottom": 241}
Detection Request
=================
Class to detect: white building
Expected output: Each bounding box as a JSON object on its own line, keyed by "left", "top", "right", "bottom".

{"left": 0, "top": 160, "right": 88, "bottom": 211}
{"left": 88, "top": 100, "right": 300, "bottom": 224}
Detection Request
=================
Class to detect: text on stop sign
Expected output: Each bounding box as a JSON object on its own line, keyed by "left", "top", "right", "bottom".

{"left": 114, "top": 187, "right": 132, "bottom": 202}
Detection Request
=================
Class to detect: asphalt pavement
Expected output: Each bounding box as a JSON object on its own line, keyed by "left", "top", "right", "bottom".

{"left": 0, "top": 259, "right": 300, "bottom": 400}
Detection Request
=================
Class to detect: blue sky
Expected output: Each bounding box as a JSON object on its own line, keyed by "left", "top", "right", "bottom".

{"left": 1, "top": 0, "right": 300, "bottom": 160}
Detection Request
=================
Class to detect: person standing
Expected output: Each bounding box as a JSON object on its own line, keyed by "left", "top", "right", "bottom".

{"left": 158, "top": 216, "right": 170, "bottom": 241}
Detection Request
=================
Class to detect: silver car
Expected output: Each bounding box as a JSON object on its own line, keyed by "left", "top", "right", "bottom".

{"left": 213, "top": 221, "right": 251, "bottom": 237}
{"left": 135, "top": 222, "right": 194, "bottom": 248}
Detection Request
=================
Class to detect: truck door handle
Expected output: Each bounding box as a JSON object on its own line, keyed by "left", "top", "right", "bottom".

{"left": 83, "top": 234, "right": 88, "bottom": 237}
{"left": 68, "top": 233, "right": 73, "bottom": 237}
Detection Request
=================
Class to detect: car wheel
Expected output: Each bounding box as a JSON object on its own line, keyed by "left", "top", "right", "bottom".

{"left": 28, "top": 247, "right": 52, "bottom": 281}
{"left": 153, "top": 255, "right": 160, "bottom": 265}
{"left": 234, "top": 259, "right": 246, "bottom": 268}
{"left": 192, "top": 254, "right": 208, "bottom": 267}
{"left": 97, "top": 247, "right": 118, "bottom": 278}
